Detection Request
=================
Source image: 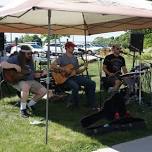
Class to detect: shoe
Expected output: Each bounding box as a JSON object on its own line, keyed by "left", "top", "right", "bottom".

{"left": 20, "top": 109, "right": 30, "bottom": 118}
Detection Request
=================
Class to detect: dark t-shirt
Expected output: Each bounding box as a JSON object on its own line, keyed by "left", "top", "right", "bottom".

{"left": 103, "top": 54, "right": 125, "bottom": 75}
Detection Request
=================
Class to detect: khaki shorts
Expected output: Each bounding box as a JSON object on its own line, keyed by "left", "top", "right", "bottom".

{"left": 12, "top": 80, "right": 45, "bottom": 93}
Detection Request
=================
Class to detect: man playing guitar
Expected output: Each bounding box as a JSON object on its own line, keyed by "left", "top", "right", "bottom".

{"left": 50, "top": 41, "right": 98, "bottom": 111}
{"left": 103, "top": 44, "right": 128, "bottom": 94}
{"left": 1, "top": 45, "right": 54, "bottom": 118}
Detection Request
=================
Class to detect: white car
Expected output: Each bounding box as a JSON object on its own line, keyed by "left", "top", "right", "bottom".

{"left": 10, "top": 44, "right": 44, "bottom": 55}
{"left": 75, "top": 43, "right": 104, "bottom": 54}
{"left": 43, "top": 43, "right": 65, "bottom": 54}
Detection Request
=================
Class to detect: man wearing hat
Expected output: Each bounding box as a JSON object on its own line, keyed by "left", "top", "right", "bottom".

{"left": 103, "top": 44, "right": 128, "bottom": 94}
{"left": 51, "top": 41, "right": 98, "bottom": 110}
{"left": 2, "top": 45, "right": 53, "bottom": 118}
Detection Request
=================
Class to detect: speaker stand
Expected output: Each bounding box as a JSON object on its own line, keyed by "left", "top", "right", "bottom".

{"left": 138, "top": 52, "right": 143, "bottom": 105}
{"left": 129, "top": 45, "right": 143, "bottom": 105}
{"left": 132, "top": 51, "right": 136, "bottom": 69}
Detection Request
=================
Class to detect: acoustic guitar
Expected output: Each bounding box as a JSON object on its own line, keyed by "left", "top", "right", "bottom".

{"left": 52, "top": 63, "right": 88, "bottom": 85}
{"left": 3, "top": 68, "right": 30, "bottom": 84}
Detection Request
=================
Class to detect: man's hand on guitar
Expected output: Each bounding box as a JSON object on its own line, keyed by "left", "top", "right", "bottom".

{"left": 108, "top": 72, "right": 115, "bottom": 77}
{"left": 41, "top": 70, "right": 47, "bottom": 77}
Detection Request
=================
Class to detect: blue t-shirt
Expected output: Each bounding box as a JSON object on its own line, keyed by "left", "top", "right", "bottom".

{"left": 56, "top": 54, "right": 79, "bottom": 68}
{"left": 7, "top": 55, "right": 35, "bottom": 80}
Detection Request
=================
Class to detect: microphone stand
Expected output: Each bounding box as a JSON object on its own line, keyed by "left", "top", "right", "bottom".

{"left": 89, "top": 52, "right": 104, "bottom": 109}
{"left": 129, "top": 45, "right": 143, "bottom": 105}
{"left": 80, "top": 53, "right": 89, "bottom": 78}
{"left": 98, "top": 57, "right": 104, "bottom": 110}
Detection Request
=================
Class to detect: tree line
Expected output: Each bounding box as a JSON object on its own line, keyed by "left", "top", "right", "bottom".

{"left": 92, "top": 29, "right": 152, "bottom": 49}
{"left": 14, "top": 29, "right": 152, "bottom": 49}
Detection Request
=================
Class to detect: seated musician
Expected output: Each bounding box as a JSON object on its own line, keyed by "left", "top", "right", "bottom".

{"left": 103, "top": 44, "right": 128, "bottom": 94}
{"left": 50, "top": 41, "right": 99, "bottom": 111}
{"left": 1, "top": 45, "right": 54, "bottom": 118}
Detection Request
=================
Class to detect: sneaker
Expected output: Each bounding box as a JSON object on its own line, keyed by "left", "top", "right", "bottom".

{"left": 20, "top": 109, "right": 30, "bottom": 118}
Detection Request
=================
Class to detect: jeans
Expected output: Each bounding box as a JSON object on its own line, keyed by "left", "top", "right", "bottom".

{"left": 64, "top": 75, "right": 96, "bottom": 107}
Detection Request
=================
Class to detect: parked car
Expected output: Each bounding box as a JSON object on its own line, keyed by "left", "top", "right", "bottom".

{"left": 75, "top": 43, "right": 104, "bottom": 54}
{"left": 25, "top": 42, "right": 41, "bottom": 46}
{"left": 4, "top": 43, "right": 15, "bottom": 53}
{"left": 43, "top": 43, "right": 65, "bottom": 54}
{"left": 10, "top": 43, "right": 44, "bottom": 55}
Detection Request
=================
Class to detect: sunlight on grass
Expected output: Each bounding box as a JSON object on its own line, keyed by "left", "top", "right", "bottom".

{"left": 0, "top": 58, "right": 152, "bottom": 152}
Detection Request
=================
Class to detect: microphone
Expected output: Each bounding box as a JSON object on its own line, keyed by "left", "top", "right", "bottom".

{"left": 78, "top": 48, "right": 85, "bottom": 52}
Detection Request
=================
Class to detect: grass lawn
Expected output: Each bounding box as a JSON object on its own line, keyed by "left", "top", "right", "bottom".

{"left": 0, "top": 56, "right": 152, "bottom": 152}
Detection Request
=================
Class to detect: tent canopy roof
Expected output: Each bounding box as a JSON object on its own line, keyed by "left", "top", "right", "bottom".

{"left": 0, "top": 0, "right": 152, "bottom": 35}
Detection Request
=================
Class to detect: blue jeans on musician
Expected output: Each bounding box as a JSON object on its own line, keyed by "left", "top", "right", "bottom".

{"left": 65, "top": 75, "right": 96, "bottom": 107}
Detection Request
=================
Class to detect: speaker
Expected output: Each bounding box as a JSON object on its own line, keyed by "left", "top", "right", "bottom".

{"left": 0, "top": 33, "right": 4, "bottom": 51}
{"left": 130, "top": 33, "right": 144, "bottom": 52}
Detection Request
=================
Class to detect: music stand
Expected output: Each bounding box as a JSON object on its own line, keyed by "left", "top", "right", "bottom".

{"left": 129, "top": 45, "right": 143, "bottom": 105}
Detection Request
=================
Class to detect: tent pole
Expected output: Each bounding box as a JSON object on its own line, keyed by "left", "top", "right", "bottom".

{"left": 45, "top": 9, "right": 51, "bottom": 145}
{"left": 84, "top": 29, "right": 89, "bottom": 76}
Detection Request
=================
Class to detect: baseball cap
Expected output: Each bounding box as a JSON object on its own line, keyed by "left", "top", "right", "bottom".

{"left": 65, "top": 42, "right": 76, "bottom": 48}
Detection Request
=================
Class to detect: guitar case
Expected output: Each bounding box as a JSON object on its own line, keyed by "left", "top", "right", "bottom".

{"left": 80, "top": 92, "right": 146, "bottom": 135}
{"left": 82, "top": 117, "right": 146, "bottom": 135}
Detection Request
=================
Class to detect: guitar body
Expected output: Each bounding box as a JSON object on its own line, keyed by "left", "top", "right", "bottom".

{"left": 3, "top": 68, "right": 29, "bottom": 84}
{"left": 52, "top": 64, "right": 76, "bottom": 85}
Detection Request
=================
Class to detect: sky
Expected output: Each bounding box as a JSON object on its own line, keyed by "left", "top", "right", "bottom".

{"left": 0, "top": 0, "right": 151, "bottom": 43}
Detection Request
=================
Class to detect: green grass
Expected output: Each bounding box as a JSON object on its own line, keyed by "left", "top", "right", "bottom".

{"left": 0, "top": 58, "right": 152, "bottom": 152}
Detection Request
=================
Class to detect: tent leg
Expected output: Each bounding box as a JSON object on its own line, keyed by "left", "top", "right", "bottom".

{"left": 45, "top": 9, "right": 51, "bottom": 145}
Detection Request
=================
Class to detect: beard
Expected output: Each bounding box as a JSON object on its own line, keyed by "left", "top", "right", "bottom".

{"left": 26, "top": 56, "right": 32, "bottom": 62}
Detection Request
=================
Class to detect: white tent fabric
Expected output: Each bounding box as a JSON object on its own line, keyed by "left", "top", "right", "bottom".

{"left": 0, "top": 0, "right": 152, "bottom": 35}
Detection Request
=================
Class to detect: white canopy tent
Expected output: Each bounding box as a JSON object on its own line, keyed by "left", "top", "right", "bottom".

{"left": 0, "top": 0, "right": 152, "bottom": 144}
{"left": 0, "top": 0, "right": 152, "bottom": 35}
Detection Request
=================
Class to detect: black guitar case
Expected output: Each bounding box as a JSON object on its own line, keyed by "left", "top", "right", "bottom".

{"left": 81, "top": 92, "right": 146, "bottom": 135}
